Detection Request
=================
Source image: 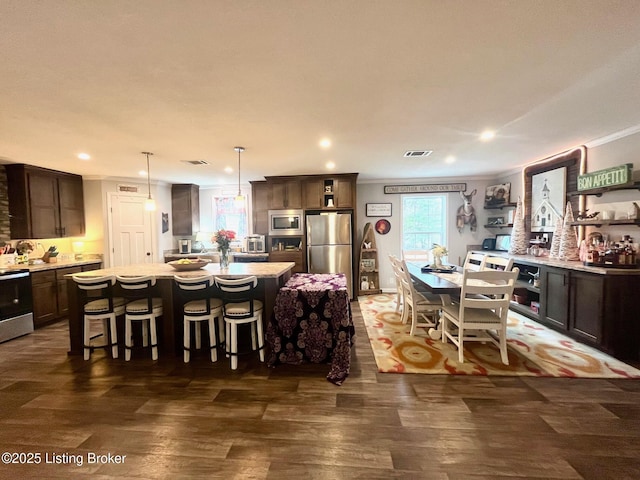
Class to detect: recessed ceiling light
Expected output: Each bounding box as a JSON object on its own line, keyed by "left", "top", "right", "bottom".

{"left": 325, "top": 161, "right": 335, "bottom": 170}
{"left": 480, "top": 130, "right": 495, "bottom": 141}
{"left": 445, "top": 155, "right": 456, "bottom": 164}
{"left": 224, "top": 166, "right": 233, "bottom": 174}
{"left": 77, "top": 153, "right": 91, "bottom": 160}
{"left": 138, "top": 170, "right": 147, "bottom": 176}
{"left": 319, "top": 138, "right": 332, "bottom": 149}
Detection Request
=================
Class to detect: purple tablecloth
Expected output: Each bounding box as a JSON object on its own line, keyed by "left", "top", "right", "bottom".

{"left": 266, "top": 273, "right": 354, "bottom": 385}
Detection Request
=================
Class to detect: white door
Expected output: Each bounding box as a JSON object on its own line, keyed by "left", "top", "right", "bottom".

{"left": 107, "top": 193, "right": 154, "bottom": 267}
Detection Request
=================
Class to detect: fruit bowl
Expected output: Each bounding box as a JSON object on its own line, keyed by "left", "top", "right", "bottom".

{"left": 167, "top": 259, "right": 210, "bottom": 271}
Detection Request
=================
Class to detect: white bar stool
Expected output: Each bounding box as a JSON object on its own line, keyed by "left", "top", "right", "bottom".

{"left": 174, "top": 275, "right": 224, "bottom": 363}
{"left": 73, "top": 275, "right": 125, "bottom": 360}
{"left": 115, "top": 275, "right": 163, "bottom": 361}
{"left": 214, "top": 276, "right": 264, "bottom": 370}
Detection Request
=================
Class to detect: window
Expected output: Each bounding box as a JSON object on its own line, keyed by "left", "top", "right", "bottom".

{"left": 401, "top": 194, "right": 447, "bottom": 251}
{"left": 213, "top": 196, "right": 248, "bottom": 240}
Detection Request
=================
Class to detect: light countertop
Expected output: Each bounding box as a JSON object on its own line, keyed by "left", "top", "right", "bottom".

{"left": 67, "top": 261, "right": 296, "bottom": 279}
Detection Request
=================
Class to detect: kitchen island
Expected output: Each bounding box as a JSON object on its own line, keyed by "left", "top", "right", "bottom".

{"left": 65, "top": 261, "right": 295, "bottom": 356}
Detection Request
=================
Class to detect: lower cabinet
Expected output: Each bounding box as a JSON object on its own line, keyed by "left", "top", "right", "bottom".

{"left": 269, "top": 250, "right": 305, "bottom": 273}
{"left": 540, "top": 266, "right": 569, "bottom": 330}
{"left": 31, "top": 263, "right": 101, "bottom": 328}
{"left": 515, "top": 259, "right": 639, "bottom": 360}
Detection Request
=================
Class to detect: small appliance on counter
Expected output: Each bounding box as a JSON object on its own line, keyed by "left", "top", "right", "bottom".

{"left": 482, "top": 238, "right": 496, "bottom": 250}
{"left": 245, "top": 235, "right": 265, "bottom": 253}
{"left": 179, "top": 239, "right": 192, "bottom": 254}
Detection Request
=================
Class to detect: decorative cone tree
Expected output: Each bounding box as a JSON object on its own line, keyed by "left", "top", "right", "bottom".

{"left": 548, "top": 217, "right": 563, "bottom": 258}
{"left": 509, "top": 196, "right": 528, "bottom": 254}
{"left": 558, "top": 202, "right": 580, "bottom": 261}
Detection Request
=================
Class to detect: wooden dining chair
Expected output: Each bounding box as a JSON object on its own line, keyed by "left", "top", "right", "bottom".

{"left": 440, "top": 268, "right": 519, "bottom": 364}
{"left": 116, "top": 275, "right": 163, "bottom": 361}
{"left": 214, "top": 276, "right": 264, "bottom": 370}
{"left": 73, "top": 275, "right": 125, "bottom": 360}
{"left": 389, "top": 254, "right": 405, "bottom": 314}
{"left": 397, "top": 258, "right": 442, "bottom": 335}
{"left": 174, "top": 275, "right": 224, "bottom": 363}
{"left": 482, "top": 255, "right": 514, "bottom": 271}
{"left": 462, "top": 251, "right": 486, "bottom": 271}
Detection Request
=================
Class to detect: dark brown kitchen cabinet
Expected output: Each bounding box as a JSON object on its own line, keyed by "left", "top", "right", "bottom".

{"left": 569, "top": 271, "right": 604, "bottom": 345}
{"left": 250, "top": 181, "right": 269, "bottom": 234}
{"left": 301, "top": 174, "right": 358, "bottom": 209}
{"left": 31, "top": 270, "right": 58, "bottom": 327}
{"left": 31, "top": 263, "right": 100, "bottom": 328}
{"left": 6, "top": 164, "right": 85, "bottom": 239}
{"left": 171, "top": 184, "right": 200, "bottom": 236}
{"left": 540, "top": 266, "right": 569, "bottom": 329}
{"left": 268, "top": 179, "right": 302, "bottom": 209}
{"left": 302, "top": 178, "right": 324, "bottom": 209}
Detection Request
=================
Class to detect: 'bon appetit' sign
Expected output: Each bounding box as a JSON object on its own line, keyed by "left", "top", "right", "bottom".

{"left": 577, "top": 163, "right": 633, "bottom": 191}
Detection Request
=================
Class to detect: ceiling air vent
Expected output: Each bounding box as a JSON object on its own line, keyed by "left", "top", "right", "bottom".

{"left": 404, "top": 150, "right": 433, "bottom": 157}
{"left": 181, "top": 160, "right": 210, "bottom": 165}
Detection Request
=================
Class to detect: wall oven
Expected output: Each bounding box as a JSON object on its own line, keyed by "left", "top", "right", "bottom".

{"left": 268, "top": 209, "right": 304, "bottom": 236}
{"left": 0, "top": 268, "right": 34, "bottom": 343}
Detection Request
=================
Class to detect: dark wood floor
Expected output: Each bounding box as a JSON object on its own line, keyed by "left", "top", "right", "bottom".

{"left": 1, "top": 301, "right": 639, "bottom": 479}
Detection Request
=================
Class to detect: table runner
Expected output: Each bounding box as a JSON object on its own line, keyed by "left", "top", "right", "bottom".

{"left": 266, "top": 273, "right": 354, "bottom": 385}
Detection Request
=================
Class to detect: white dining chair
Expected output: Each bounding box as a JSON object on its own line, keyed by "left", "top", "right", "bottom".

{"left": 462, "top": 251, "right": 486, "bottom": 271}
{"left": 397, "top": 258, "right": 442, "bottom": 335}
{"left": 73, "top": 275, "right": 125, "bottom": 360}
{"left": 482, "top": 255, "right": 514, "bottom": 271}
{"left": 402, "top": 250, "right": 430, "bottom": 265}
{"left": 174, "top": 275, "right": 224, "bottom": 363}
{"left": 116, "top": 275, "right": 163, "bottom": 361}
{"left": 389, "top": 254, "right": 405, "bottom": 314}
{"left": 440, "top": 268, "right": 519, "bottom": 364}
{"left": 214, "top": 276, "right": 264, "bottom": 370}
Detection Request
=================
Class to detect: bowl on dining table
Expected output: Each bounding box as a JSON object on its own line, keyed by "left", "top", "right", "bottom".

{"left": 167, "top": 259, "right": 211, "bottom": 271}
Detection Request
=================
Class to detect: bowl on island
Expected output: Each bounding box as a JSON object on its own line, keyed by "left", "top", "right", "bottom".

{"left": 168, "top": 259, "right": 211, "bottom": 271}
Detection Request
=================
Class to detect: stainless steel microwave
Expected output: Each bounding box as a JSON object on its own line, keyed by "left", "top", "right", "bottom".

{"left": 268, "top": 209, "right": 304, "bottom": 236}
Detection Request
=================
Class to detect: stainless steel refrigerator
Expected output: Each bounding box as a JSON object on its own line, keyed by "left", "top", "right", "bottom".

{"left": 306, "top": 212, "right": 353, "bottom": 297}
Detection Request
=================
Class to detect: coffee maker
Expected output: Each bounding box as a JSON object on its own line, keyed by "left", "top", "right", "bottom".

{"left": 179, "top": 239, "right": 192, "bottom": 254}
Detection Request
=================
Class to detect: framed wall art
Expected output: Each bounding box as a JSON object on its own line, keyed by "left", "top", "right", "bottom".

{"left": 366, "top": 203, "right": 392, "bottom": 217}
{"left": 484, "top": 183, "right": 511, "bottom": 207}
{"left": 524, "top": 146, "right": 586, "bottom": 235}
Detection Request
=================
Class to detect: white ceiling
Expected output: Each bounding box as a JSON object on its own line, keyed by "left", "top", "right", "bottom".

{"left": 2, "top": 1, "right": 640, "bottom": 186}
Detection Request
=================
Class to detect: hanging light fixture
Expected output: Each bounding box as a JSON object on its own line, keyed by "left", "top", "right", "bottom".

{"left": 142, "top": 151, "right": 156, "bottom": 211}
{"left": 234, "top": 146, "right": 245, "bottom": 203}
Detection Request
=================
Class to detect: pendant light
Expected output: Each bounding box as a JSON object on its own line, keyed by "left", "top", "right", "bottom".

{"left": 234, "top": 146, "right": 245, "bottom": 203}
{"left": 142, "top": 151, "right": 156, "bottom": 211}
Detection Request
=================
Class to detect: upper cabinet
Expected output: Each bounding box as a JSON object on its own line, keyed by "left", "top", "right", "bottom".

{"left": 250, "top": 180, "right": 269, "bottom": 235}
{"left": 301, "top": 174, "right": 358, "bottom": 209}
{"left": 267, "top": 178, "right": 302, "bottom": 209}
{"left": 171, "top": 184, "right": 200, "bottom": 235}
{"left": 6, "top": 164, "right": 85, "bottom": 239}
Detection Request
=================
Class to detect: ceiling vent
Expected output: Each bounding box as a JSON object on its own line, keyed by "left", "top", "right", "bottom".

{"left": 181, "top": 160, "right": 210, "bottom": 165}
{"left": 404, "top": 150, "right": 433, "bottom": 157}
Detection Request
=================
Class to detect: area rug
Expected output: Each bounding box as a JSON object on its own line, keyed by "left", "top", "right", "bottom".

{"left": 359, "top": 294, "right": 640, "bottom": 378}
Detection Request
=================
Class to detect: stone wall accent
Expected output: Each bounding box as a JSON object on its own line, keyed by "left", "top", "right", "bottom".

{"left": 0, "top": 166, "right": 10, "bottom": 244}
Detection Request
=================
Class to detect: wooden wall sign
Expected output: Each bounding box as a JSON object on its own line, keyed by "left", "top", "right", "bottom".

{"left": 577, "top": 163, "right": 632, "bottom": 191}
{"left": 384, "top": 183, "right": 466, "bottom": 194}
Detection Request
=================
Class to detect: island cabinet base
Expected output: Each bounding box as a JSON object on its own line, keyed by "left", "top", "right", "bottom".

{"left": 513, "top": 260, "right": 640, "bottom": 361}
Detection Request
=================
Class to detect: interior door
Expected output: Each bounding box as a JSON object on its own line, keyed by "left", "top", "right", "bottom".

{"left": 108, "top": 193, "right": 154, "bottom": 267}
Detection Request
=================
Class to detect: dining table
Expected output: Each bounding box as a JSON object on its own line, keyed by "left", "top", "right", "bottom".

{"left": 266, "top": 273, "right": 354, "bottom": 385}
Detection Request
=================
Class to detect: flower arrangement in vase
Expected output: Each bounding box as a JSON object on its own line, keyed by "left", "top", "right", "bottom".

{"left": 212, "top": 229, "right": 236, "bottom": 269}
{"left": 430, "top": 243, "right": 448, "bottom": 269}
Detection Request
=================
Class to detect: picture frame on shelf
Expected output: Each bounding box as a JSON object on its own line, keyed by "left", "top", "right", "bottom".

{"left": 487, "top": 216, "right": 505, "bottom": 225}
{"left": 361, "top": 258, "right": 376, "bottom": 271}
{"left": 484, "top": 183, "right": 511, "bottom": 207}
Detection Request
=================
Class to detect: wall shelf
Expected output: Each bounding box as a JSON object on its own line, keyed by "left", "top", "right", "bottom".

{"left": 484, "top": 202, "right": 517, "bottom": 210}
